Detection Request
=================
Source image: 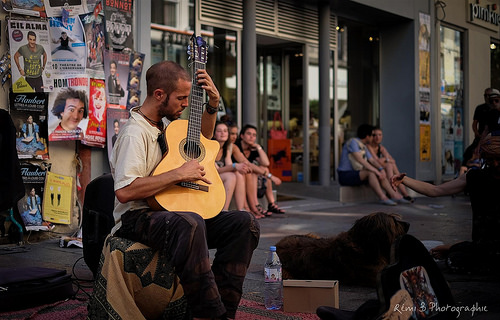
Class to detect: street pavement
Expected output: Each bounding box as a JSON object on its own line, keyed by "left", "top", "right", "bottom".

{"left": 1, "top": 182, "right": 499, "bottom": 319}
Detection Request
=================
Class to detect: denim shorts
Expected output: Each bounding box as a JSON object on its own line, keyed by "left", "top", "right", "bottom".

{"left": 337, "top": 170, "right": 364, "bottom": 186}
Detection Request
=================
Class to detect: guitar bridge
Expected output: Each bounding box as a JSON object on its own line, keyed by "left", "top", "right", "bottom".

{"left": 177, "top": 181, "right": 209, "bottom": 192}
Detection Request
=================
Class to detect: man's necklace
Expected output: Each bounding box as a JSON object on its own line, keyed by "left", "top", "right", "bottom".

{"left": 137, "top": 107, "right": 163, "bottom": 130}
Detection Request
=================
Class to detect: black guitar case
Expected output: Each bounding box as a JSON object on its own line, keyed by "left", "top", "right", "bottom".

{"left": 0, "top": 267, "right": 75, "bottom": 311}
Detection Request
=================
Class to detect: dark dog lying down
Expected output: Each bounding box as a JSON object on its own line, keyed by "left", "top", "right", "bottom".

{"left": 275, "top": 212, "right": 409, "bottom": 287}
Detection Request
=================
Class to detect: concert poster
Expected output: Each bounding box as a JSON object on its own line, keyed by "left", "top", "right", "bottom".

{"left": 106, "top": 108, "right": 129, "bottom": 160}
{"left": 103, "top": 49, "right": 130, "bottom": 108}
{"left": 44, "top": 0, "right": 86, "bottom": 18}
{"left": 80, "top": 12, "right": 106, "bottom": 74}
{"left": 103, "top": 0, "right": 134, "bottom": 51}
{"left": 17, "top": 162, "right": 53, "bottom": 231}
{"left": 83, "top": 78, "right": 107, "bottom": 148}
{"left": 43, "top": 171, "right": 73, "bottom": 225}
{"left": 47, "top": 74, "right": 89, "bottom": 141}
{"left": 9, "top": 91, "right": 49, "bottom": 160}
{"left": 48, "top": 16, "right": 87, "bottom": 74}
{"left": 8, "top": 18, "right": 54, "bottom": 93}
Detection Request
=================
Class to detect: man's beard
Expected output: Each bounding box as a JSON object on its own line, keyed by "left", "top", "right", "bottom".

{"left": 162, "top": 95, "right": 179, "bottom": 122}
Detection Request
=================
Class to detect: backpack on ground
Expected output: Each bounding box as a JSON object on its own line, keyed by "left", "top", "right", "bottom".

{"left": 317, "top": 234, "right": 455, "bottom": 320}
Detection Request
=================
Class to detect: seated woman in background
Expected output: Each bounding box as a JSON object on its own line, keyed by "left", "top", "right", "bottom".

{"left": 213, "top": 121, "right": 250, "bottom": 211}
{"left": 367, "top": 127, "right": 413, "bottom": 203}
{"left": 233, "top": 124, "right": 285, "bottom": 219}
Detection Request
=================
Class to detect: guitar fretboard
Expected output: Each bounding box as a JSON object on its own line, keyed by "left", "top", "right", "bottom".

{"left": 185, "top": 61, "right": 205, "bottom": 159}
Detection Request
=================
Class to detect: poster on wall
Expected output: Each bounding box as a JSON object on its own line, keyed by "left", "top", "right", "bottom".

{"left": 44, "top": 0, "right": 86, "bottom": 18}
{"left": 443, "top": 140, "right": 455, "bottom": 175}
{"left": 43, "top": 171, "right": 73, "bottom": 225}
{"left": 47, "top": 74, "right": 89, "bottom": 141}
{"left": 103, "top": 49, "right": 130, "bottom": 108}
{"left": 80, "top": 12, "right": 105, "bottom": 74}
{"left": 418, "top": 12, "right": 431, "bottom": 89}
{"left": 419, "top": 89, "right": 430, "bottom": 124}
{"left": 126, "top": 51, "right": 145, "bottom": 109}
{"left": 106, "top": 108, "right": 130, "bottom": 160}
{"left": 419, "top": 124, "right": 431, "bottom": 161}
{"left": 17, "top": 162, "right": 53, "bottom": 231}
{"left": 8, "top": 0, "right": 46, "bottom": 17}
{"left": 10, "top": 92, "right": 49, "bottom": 160}
{"left": 48, "top": 16, "right": 87, "bottom": 73}
{"left": 83, "top": 78, "right": 107, "bottom": 148}
{"left": 9, "top": 18, "right": 54, "bottom": 93}
{"left": 103, "top": 0, "right": 134, "bottom": 51}
{"left": 418, "top": 12, "right": 431, "bottom": 161}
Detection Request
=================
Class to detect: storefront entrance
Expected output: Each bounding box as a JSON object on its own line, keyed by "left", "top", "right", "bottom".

{"left": 257, "top": 40, "right": 311, "bottom": 182}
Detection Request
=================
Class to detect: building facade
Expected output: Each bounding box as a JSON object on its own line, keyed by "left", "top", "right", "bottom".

{"left": 139, "top": 0, "right": 500, "bottom": 187}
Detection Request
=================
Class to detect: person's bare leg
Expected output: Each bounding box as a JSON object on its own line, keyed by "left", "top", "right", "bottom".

{"left": 265, "top": 176, "right": 285, "bottom": 214}
{"left": 245, "top": 173, "right": 264, "bottom": 218}
{"left": 361, "top": 170, "right": 390, "bottom": 200}
{"left": 220, "top": 172, "right": 236, "bottom": 211}
{"left": 234, "top": 172, "right": 249, "bottom": 211}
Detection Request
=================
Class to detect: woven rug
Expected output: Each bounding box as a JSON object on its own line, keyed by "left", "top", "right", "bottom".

{"left": 0, "top": 285, "right": 320, "bottom": 320}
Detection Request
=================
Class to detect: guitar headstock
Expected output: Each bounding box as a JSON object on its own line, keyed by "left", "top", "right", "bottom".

{"left": 187, "top": 35, "right": 208, "bottom": 64}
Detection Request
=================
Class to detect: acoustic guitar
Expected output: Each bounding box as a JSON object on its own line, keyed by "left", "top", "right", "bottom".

{"left": 147, "top": 36, "right": 225, "bottom": 219}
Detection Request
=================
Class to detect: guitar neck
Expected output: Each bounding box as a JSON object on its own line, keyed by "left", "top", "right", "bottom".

{"left": 187, "top": 61, "right": 206, "bottom": 144}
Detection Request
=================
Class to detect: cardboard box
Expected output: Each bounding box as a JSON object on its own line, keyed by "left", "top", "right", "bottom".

{"left": 283, "top": 280, "right": 339, "bottom": 313}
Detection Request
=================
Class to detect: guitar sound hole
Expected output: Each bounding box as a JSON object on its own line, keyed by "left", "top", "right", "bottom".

{"left": 184, "top": 141, "right": 201, "bottom": 159}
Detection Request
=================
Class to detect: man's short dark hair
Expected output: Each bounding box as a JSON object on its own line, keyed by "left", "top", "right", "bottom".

{"left": 27, "top": 31, "right": 36, "bottom": 39}
{"left": 357, "top": 124, "right": 375, "bottom": 139}
{"left": 240, "top": 124, "right": 257, "bottom": 137}
{"left": 51, "top": 88, "right": 88, "bottom": 119}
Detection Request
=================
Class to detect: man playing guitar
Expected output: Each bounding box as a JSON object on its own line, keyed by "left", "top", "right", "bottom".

{"left": 109, "top": 60, "right": 260, "bottom": 319}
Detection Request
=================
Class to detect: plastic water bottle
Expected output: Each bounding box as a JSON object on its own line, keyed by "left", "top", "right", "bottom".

{"left": 264, "top": 245, "right": 283, "bottom": 310}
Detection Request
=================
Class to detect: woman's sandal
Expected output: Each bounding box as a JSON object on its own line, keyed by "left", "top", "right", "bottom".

{"left": 251, "top": 204, "right": 266, "bottom": 219}
{"left": 268, "top": 202, "right": 285, "bottom": 214}
{"left": 257, "top": 204, "right": 272, "bottom": 217}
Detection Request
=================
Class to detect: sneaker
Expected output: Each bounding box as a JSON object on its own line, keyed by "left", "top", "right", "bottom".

{"left": 380, "top": 199, "right": 397, "bottom": 206}
{"left": 403, "top": 196, "right": 415, "bottom": 203}
{"left": 395, "top": 198, "right": 412, "bottom": 204}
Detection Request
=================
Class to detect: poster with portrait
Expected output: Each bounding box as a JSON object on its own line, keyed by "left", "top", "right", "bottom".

{"left": 80, "top": 12, "right": 105, "bottom": 74}
{"left": 48, "top": 16, "right": 87, "bottom": 73}
{"left": 44, "top": 0, "right": 86, "bottom": 17}
{"left": 17, "top": 162, "right": 53, "bottom": 231}
{"left": 43, "top": 171, "right": 73, "bottom": 225}
{"left": 126, "top": 51, "right": 145, "bottom": 109}
{"left": 10, "top": 92, "right": 49, "bottom": 160}
{"left": 106, "top": 107, "right": 129, "bottom": 159}
{"left": 103, "top": 49, "right": 130, "bottom": 108}
{"left": 8, "top": 18, "right": 54, "bottom": 93}
{"left": 103, "top": 0, "right": 134, "bottom": 51}
{"left": 83, "top": 78, "right": 107, "bottom": 148}
{"left": 47, "top": 74, "right": 89, "bottom": 141}
{"left": 443, "top": 140, "right": 455, "bottom": 175}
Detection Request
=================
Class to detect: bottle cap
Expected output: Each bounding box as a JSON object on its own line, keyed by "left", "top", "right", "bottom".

{"left": 270, "top": 246, "right": 276, "bottom": 251}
